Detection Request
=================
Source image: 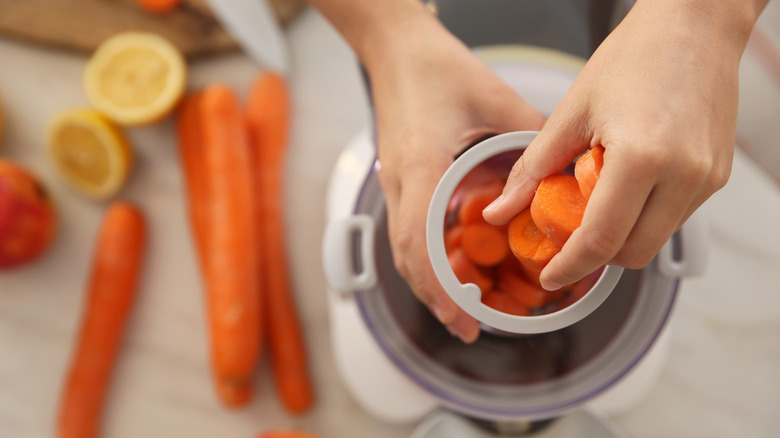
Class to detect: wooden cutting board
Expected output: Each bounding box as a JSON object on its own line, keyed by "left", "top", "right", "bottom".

{"left": 0, "top": 0, "right": 307, "bottom": 58}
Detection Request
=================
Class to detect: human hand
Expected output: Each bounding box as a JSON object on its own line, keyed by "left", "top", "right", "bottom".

{"left": 364, "top": 12, "right": 545, "bottom": 342}
{"left": 483, "top": 0, "right": 762, "bottom": 291}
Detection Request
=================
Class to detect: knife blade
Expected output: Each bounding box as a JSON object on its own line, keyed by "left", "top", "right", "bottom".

{"left": 205, "top": 0, "right": 289, "bottom": 74}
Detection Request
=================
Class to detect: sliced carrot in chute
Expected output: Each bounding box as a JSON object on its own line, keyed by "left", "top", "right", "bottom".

{"left": 497, "top": 270, "right": 547, "bottom": 308}
{"left": 508, "top": 208, "right": 561, "bottom": 271}
{"left": 460, "top": 223, "right": 509, "bottom": 267}
{"left": 457, "top": 180, "right": 503, "bottom": 225}
{"left": 481, "top": 290, "right": 531, "bottom": 316}
{"left": 448, "top": 247, "right": 493, "bottom": 292}
{"left": 530, "top": 173, "right": 586, "bottom": 248}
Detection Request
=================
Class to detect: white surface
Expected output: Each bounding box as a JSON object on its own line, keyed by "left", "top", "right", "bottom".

{"left": 0, "top": 6, "right": 779, "bottom": 438}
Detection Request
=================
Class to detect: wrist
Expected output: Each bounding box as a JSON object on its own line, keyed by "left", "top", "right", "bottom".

{"left": 308, "top": 0, "right": 441, "bottom": 70}
{"left": 633, "top": 0, "right": 765, "bottom": 54}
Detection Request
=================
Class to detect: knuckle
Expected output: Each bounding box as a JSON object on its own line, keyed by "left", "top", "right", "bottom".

{"left": 579, "top": 229, "right": 624, "bottom": 263}
{"left": 613, "top": 248, "right": 656, "bottom": 270}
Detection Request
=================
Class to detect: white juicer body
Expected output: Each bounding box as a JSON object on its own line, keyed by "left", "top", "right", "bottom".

{"left": 322, "top": 46, "right": 707, "bottom": 425}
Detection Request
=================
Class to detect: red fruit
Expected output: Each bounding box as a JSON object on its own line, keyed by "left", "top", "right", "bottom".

{"left": 0, "top": 159, "right": 56, "bottom": 269}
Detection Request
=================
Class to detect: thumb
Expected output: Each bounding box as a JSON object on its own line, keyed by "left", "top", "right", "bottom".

{"left": 483, "top": 107, "right": 589, "bottom": 225}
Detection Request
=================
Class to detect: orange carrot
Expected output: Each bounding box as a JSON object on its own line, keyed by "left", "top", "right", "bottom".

{"left": 508, "top": 208, "right": 561, "bottom": 271}
{"left": 460, "top": 223, "right": 509, "bottom": 267}
{"left": 444, "top": 223, "right": 465, "bottom": 254}
{"left": 574, "top": 145, "right": 604, "bottom": 200}
{"left": 176, "top": 92, "right": 208, "bottom": 265}
{"left": 448, "top": 247, "right": 493, "bottom": 292}
{"left": 246, "top": 71, "right": 314, "bottom": 414}
{"left": 58, "top": 202, "right": 146, "bottom": 438}
{"left": 199, "top": 84, "right": 261, "bottom": 407}
{"left": 530, "top": 173, "right": 586, "bottom": 248}
{"left": 497, "top": 254, "right": 542, "bottom": 288}
{"left": 457, "top": 180, "right": 503, "bottom": 225}
{"left": 497, "top": 270, "right": 547, "bottom": 308}
{"left": 481, "top": 290, "right": 531, "bottom": 316}
{"left": 134, "top": 0, "right": 182, "bottom": 14}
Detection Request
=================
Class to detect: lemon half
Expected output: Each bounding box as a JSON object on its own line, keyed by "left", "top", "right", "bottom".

{"left": 46, "top": 109, "right": 133, "bottom": 200}
{"left": 84, "top": 32, "right": 186, "bottom": 126}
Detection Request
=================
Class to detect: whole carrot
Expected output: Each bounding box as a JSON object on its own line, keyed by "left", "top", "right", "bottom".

{"left": 247, "top": 71, "right": 314, "bottom": 414}
{"left": 199, "top": 84, "right": 261, "bottom": 407}
{"left": 58, "top": 202, "right": 146, "bottom": 438}
{"left": 176, "top": 92, "right": 208, "bottom": 263}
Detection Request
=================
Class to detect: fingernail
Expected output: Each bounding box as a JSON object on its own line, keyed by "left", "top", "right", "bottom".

{"left": 541, "top": 280, "right": 563, "bottom": 291}
{"left": 431, "top": 302, "right": 449, "bottom": 323}
{"left": 483, "top": 194, "right": 503, "bottom": 213}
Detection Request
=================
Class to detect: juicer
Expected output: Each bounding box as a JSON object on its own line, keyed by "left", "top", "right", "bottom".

{"left": 322, "top": 44, "right": 708, "bottom": 436}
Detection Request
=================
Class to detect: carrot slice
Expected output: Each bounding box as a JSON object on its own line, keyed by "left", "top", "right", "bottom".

{"left": 497, "top": 255, "right": 542, "bottom": 288}
{"left": 448, "top": 247, "right": 493, "bottom": 292}
{"left": 457, "top": 180, "right": 503, "bottom": 225}
{"left": 508, "top": 208, "right": 561, "bottom": 271}
{"left": 58, "top": 202, "right": 146, "bottom": 438}
{"left": 200, "top": 84, "right": 261, "bottom": 407}
{"left": 530, "top": 173, "right": 586, "bottom": 248}
{"left": 444, "top": 223, "right": 465, "bottom": 254}
{"left": 247, "top": 71, "right": 314, "bottom": 414}
{"left": 481, "top": 290, "right": 531, "bottom": 316}
{"left": 460, "top": 223, "right": 509, "bottom": 267}
{"left": 497, "top": 270, "right": 547, "bottom": 308}
{"left": 574, "top": 145, "right": 604, "bottom": 200}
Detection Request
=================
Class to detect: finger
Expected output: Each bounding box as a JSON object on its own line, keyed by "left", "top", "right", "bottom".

{"left": 446, "top": 308, "right": 481, "bottom": 344}
{"left": 483, "top": 106, "right": 589, "bottom": 225}
{"left": 386, "top": 161, "right": 477, "bottom": 330}
{"left": 539, "top": 148, "right": 656, "bottom": 290}
{"left": 612, "top": 178, "right": 698, "bottom": 269}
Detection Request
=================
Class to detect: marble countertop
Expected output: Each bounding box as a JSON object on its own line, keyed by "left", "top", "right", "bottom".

{"left": 1, "top": 7, "right": 779, "bottom": 438}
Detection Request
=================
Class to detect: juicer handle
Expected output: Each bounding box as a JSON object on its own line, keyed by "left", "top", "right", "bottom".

{"left": 323, "top": 215, "right": 378, "bottom": 295}
{"left": 657, "top": 209, "right": 709, "bottom": 278}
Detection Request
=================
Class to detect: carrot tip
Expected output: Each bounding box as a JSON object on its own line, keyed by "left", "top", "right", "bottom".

{"left": 217, "top": 378, "right": 253, "bottom": 408}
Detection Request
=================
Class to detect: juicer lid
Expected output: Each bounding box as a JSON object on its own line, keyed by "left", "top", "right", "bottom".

{"left": 426, "top": 131, "right": 624, "bottom": 334}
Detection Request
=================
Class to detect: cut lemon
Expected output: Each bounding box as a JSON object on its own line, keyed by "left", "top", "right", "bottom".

{"left": 83, "top": 31, "right": 187, "bottom": 126}
{"left": 46, "top": 108, "right": 133, "bottom": 200}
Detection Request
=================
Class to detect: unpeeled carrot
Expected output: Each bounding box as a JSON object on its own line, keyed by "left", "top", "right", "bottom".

{"left": 246, "top": 71, "right": 314, "bottom": 414}
{"left": 448, "top": 247, "right": 493, "bottom": 292}
{"left": 58, "top": 202, "right": 146, "bottom": 438}
{"left": 176, "top": 92, "right": 208, "bottom": 265}
{"left": 199, "top": 84, "right": 261, "bottom": 407}
{"left": 574, "top": 145, "right": 604, "bottom": 200}
{"left": 530, "top": 173, "right": 586, "bottom": 248}
{"left": 508, "top": 208, "right": 561, "bottom": 271}
{"left": 460, "top": 223, "right": 509, "bottom": 267}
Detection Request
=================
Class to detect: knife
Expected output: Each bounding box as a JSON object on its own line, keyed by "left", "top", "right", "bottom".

{"left": 205, "top": 0, "right": 290, "bottom": 74}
